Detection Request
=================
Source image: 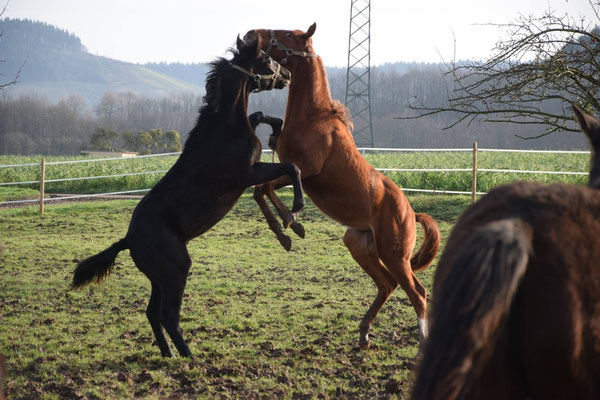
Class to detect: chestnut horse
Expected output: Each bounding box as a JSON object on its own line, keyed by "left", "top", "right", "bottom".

{"left": 245, "top": 24, "right": 440, "bottom": 348}
{"left": 411, "top": 104, "right": 600, "bottom": 400}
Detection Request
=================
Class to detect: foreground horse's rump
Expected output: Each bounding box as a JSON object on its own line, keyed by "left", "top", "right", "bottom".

{"left": 411, "top": 104, "right": 600, "bottom": 400}
{"left": 71, "top": 36, "right": 304, "bottom": 357}
{"left": 0, "top": 353, "right": 6, "bottom": 400}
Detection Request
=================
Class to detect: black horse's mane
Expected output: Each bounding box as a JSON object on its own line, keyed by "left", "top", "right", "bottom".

{"left": 184, "top": 48, "right": 244, "bottom": 148}
{"left": 199, "top": 47, "right": 242, "bottom": 118}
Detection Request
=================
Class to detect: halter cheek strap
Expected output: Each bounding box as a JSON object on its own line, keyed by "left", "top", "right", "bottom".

{"left": 265, "top": 30, "right": 317, "bottom": 64}
{"left": 231, "top": 62, "right": 282, "bottom": 92}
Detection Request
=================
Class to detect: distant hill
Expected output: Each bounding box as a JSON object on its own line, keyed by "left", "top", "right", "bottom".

{"left": 0, "top": 18, "right": 203, "bottom": 107}
{"left": 143, "top": 62, "right": 209, "bottom": 88}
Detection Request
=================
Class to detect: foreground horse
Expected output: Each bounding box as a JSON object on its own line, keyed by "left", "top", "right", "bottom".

{"left": 245, "top": 24, "right": 440, "bottom": 348}
{"left": 411, "top": 104, "right": 600, "bottom": 400}
{"left": 71, "top": 37, "right": 304, "bottom": 357}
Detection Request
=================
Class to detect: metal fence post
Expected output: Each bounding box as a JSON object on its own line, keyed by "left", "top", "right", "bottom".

{"left": 472, "top": 142, "right": 478, "bottom": 204}
{"left": 39, "top": 158, "right": 46, "bottom": 215}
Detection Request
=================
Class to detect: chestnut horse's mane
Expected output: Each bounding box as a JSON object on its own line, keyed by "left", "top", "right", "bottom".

{"left": 330, "top": 99, "right": 354, "bottom": 130}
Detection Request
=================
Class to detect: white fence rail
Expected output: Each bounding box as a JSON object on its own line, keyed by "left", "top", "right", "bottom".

{"left": 0, "top": 145, "right": 590, "bottom": 213}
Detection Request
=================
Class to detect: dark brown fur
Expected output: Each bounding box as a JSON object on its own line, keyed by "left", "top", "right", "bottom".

{"left": 412, "top": 104, "right": 600, "bottom": 399}
{"left": 0, "top": 353, "right": 5, "bottom": 400}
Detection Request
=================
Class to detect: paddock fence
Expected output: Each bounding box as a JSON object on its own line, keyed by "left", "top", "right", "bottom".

{"left": 0, "top": 143, "right": 590, "bottom": 214}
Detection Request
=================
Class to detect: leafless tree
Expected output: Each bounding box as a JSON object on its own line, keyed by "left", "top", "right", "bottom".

{"left": 0, "top": 1, "right": 24, "bottom": 89}
{"left": 403, "top": 1, "right": 600, "bottom": 138}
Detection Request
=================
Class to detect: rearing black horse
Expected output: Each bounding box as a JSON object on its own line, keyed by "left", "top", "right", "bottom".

{"left": 71, "top": 36, "right": 304, "bottom": 358}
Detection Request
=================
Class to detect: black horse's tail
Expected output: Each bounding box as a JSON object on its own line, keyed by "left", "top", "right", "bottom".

{"left": 71, "top": 238, "right": 129, "bottom": 289}
{"left": 411, "top": 219, "right": 532, "bottom": 400}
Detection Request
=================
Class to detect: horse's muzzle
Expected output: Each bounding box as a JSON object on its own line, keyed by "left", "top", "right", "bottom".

{"left": 277, "top": 66, "right": 291, "bottom": 88}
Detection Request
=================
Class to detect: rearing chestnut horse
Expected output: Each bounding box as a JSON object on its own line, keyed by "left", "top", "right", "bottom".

{"left": 245, "top": 24, "right": 440, "bottom": 348}
{"left": 411, "top": 104, "right": 600, "bottom": 400}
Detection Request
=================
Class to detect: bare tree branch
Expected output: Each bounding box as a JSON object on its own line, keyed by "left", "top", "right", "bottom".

{"left": 400, "top": 1, "right": 600, "bottom": 135}
{"left": 0, "top": 0, "right": 22, "bottom": 89}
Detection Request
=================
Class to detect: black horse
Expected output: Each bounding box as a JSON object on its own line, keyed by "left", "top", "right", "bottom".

{"left": 71, "top": 36, "right": 304, "bottom": 358}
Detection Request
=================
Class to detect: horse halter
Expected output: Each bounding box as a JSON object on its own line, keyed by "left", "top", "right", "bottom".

{"left": 231, "top": 53, "right": 285, "bottom": 93}
{"left": 265, "top": 30, "right": 317, "bottom": 64}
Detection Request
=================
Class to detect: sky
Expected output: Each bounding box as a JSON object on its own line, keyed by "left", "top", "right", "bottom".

{"left": 3, "top": 0, "right": 598, "bottom": 66}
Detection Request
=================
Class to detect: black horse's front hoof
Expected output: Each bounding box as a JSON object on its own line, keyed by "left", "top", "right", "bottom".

{"left": 291, "top": 201, "right": 305, "bottom": 214}
{"left": 248, "top": 111, "right": 264, "bottom": 126}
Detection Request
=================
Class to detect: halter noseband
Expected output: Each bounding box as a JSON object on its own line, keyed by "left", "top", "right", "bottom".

{"left": 231, "top": 57, "right": 284, "bottom": 93}
{"left": 265, "top": 30, "right": 317, "bottom": 64}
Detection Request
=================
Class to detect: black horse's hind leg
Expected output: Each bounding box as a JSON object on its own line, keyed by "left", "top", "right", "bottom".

{"left": 158, "top": 275, "right": 192, "bottom": 357}
{"left": 146, "top": 283, "right": 174, "bottom": 357}
{"left": 136, "top": 234, "right": 193, "bottom": 357}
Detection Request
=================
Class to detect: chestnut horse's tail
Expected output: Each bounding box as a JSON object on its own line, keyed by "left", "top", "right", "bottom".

{"left": 71, "top": 238, "right": 129, "bottom": 289}
{"left": 410, "top": 213, "right": 440, "bottom": 272}
{"left": 411, "top": 219, "right": 532, "bottom": 400}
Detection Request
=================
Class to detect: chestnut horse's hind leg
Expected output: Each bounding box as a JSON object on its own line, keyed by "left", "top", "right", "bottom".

{"left": 343, "top": 228, "right": 397, "bottom": 349}
{"left": 373, "top": 210, "right": 429, "bottom": 344}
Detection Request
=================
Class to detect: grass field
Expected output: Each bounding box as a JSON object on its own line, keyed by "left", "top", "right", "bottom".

{"left": 0, "top": 150, "right": 590, "bottom": 203}
{"left": 0, "top": 191, "right": 469, "bottom": 399}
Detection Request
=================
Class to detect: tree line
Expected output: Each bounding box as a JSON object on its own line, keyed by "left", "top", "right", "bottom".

{"left": 89, "top": 127, "right": 182, "bottom": 154}
{"left": 0, "top": 61, "right": 588, "bottom": 156}
{"left": 0, "top": 91, "right": 202, "bottom": 155}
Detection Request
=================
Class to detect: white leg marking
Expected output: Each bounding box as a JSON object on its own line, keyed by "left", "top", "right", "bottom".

{"left": 418, "top": 318, "right": 429, "bottom": 340}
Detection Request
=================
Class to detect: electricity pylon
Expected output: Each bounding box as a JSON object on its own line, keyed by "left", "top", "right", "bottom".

{"left": 345, "top": 0, "right": 374, "bottom": 147}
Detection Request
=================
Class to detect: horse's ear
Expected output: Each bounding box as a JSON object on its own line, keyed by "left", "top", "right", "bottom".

{"left": 236, "top": 35, "right": 246, "bottom": 51}
{"left": 302, "top": 23, "right": 316, "bottom": 39}
{"left": 573, "top": 103, "right": 600, "bottom": 144}
{"left": 573, "top": 103, "right": 600, "bottom": 188}
{"left": 253, "top": 34, "right": 263, "bottom": 56}
{"left": 237, "top": 33, "right": 260, "bottom": 56}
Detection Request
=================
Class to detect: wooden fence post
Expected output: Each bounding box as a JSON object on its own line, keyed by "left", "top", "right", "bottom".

{"left": 472, "top": 142, "right": 478, "bottom": 204}
{"left": 39, "top": 158, "right": 46, "bottom": 215}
